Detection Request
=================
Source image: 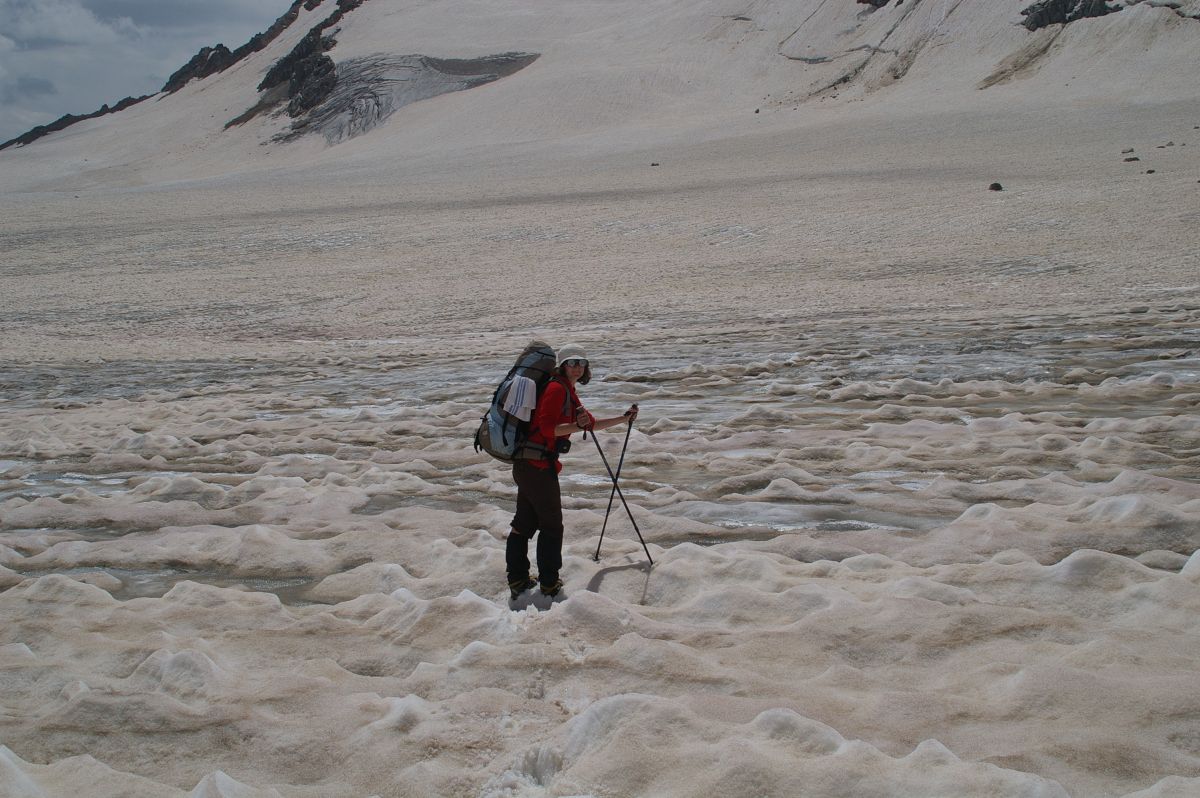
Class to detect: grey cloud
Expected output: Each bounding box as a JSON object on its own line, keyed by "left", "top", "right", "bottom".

{"left": 79, "top": 0, "right": 289, "bottom": 31}
{"left": 0, "top": 0, "right": 285, "bottom": 141}
{"left": 1, "top": 75, "right": 58, "bottom": 103}
{"left": 1, "top": 0, "right": 130, "bottom": 48}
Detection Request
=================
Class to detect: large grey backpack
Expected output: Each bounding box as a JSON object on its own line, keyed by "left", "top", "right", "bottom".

{"left": 473, "top": 340, "right": 559, "bottom": 463}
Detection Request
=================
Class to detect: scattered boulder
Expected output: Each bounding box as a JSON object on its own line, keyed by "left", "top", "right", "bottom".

{"left": 1146, "top": 169, "right": 1156, "bottom": 173}
{"left": 1124, "top": 156, "right": 1141, "bottom": 161}
{"left": 1121, "top": 148, "right": 1134, "bottom": 153}
{"left": 858, "top": 0, "right": 891, "bottom": 7}
{"left": 988, "top": 182, "right": 1004, "bottom": 191}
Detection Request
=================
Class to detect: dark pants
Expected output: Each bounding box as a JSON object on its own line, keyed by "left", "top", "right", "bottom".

{"left": 507, "top": 460, "right": 563, "bottom": 586}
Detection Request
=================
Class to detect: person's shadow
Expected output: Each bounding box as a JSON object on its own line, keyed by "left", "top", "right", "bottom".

{"left": 585, "top": 561, "right": 653, "bottom": 605}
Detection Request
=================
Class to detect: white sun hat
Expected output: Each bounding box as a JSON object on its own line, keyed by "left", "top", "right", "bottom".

{"left": 556, "top": 344, "right": 592, "bottom": 384}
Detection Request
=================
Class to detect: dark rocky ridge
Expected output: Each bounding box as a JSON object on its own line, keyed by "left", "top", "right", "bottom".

{"left": 259, "top": 28, "right": 339, "bottom": 118}
{"left": 1020, "top": 0, "right": 1120, "bottom": 30}
{"left": 0, "top": 95, "right": 152, "bottom": 151}
{"left": 1017, "top": 0, "right": 1200, "bottom": 30}
{"left": 226, "top": 0, "right": 368, "bottom": 129}
{"left": 228, "top": 0, "right": 538, "bottom": 146}
{"left": 1, "top": 0, "right": 329, "bottom": 150}
{"left": 161, "top": 0, "right": 326, "bottom": 93}
{"left": 161, "top": 45, "right": 238, "bottom": 95}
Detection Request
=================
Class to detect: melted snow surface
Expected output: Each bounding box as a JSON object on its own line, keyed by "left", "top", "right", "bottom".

{"left": 2, "top": 306, "right": 1197, "bottom": 797}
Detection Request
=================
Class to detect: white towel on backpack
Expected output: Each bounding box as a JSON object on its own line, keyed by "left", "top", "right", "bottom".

{"left": 503, "top": 375, "right": 539, "bottom": 421}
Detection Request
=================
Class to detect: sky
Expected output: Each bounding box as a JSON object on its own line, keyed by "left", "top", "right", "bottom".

{"left": 0, "top": 0, "right": 289, "bottom": 143}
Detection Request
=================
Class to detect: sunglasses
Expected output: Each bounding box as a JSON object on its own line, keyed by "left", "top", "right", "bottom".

{"left": 563, "top": 359, "right": 588, "bottom": 368}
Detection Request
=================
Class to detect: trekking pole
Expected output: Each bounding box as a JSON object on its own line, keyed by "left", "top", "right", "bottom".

{"left": 589, "top": 422, "right": 652, "bottom": 566}
{"left": 593, "top": 405, "right": 636, "bottom": 562}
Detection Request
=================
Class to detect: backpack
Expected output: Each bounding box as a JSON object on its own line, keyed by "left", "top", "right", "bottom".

{"left": 473, "top": 340, "right": 561, "bottom": 463}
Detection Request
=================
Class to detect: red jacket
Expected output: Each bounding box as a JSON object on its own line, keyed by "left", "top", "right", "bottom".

{"left": 527, "top": 378, "right": 583, "bottom": 472}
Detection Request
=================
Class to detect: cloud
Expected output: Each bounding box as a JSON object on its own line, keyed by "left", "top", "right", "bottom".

{"left": 1, "top": 75, "right": 57, "bottom": 104}
{"left": 0, "top": 0, "right": 287, "bottom": 143}
{"left": 80, "top": 0, "right": 288, "bottom": 32}
{"left": 0, "top": 0, "right": 140, "bottom": 48}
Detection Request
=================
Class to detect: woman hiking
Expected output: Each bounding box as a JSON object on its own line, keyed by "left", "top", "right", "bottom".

{"left": 507, "top": 344, "right": 638, "bottom": 601}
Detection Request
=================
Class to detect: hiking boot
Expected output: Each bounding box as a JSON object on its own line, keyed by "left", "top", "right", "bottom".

{"left": 540, "top": 578, "right": 564, "bottom": 598}
{"left": 509, "top": 576, "right": 537, "bottom": 601}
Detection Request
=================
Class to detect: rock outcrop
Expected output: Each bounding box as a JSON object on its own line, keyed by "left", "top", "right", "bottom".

{"left": 163, "top": 0, "right": 326, "bottom": 93}
{"left": 258, "top": 28, "right": 339, "bottom": 117}
{"left": 227, "top": 0, "right": 370, "bottom": 128}
{"left": 161, "top": 46, "right": 237, "bottom": 94}
{"left": 227, "top": 0, "right": 536, "bottom": 145}
{"left": 1020, "top": 0, "right": 1120, "bottom": 30}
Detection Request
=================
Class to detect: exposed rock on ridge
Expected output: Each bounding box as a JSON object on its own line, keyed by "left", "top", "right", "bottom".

{"left": 161, "top": 0, "right": 325, "bottom": 93}
{"left": 1020, "top": 0, "right": 1120, "bottom": 31}
{"left": 225, "top": 0, "right": 537, "bottom": 145}
{"left": 226, "top": 0, "right": 369, "bottom": 129}
{"left": 775, "top": 0, "right": 1198, "bottom": 103}
{"left": 0, "top": 95, "right": 151, "bottom": 151}
{"left": 982, "top": 0, "right": 1199, "bottom": 87}
{"left": 0, "top": 0, "right": 325, "bottom": 150}
{"left": 260, "top": 27, "right": 339, "bottom": 117}
{"left": 1019, "top": 0, "right": 1200, "bottom": 30}
{"left": 3, "top": 0, "right": 1196, "bottom": 152}
{"left": 161, "top": 45, "right": 238, "bottom": 94}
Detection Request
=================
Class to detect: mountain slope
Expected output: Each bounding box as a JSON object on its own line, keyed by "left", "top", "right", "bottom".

{"left": 0, "top": 0, "right": 1196, "bottom": 191}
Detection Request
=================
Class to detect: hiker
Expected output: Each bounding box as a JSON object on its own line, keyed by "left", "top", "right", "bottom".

{"left": 507, "top": 344, "right": 638, "bottom": 599}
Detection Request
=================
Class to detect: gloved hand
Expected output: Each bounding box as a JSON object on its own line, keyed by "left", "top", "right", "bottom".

{"left": 576, "top": 410, "right": 595, "bottom": 430}
{"left": 624, "top": 404, "right": 639, "bottom": 422}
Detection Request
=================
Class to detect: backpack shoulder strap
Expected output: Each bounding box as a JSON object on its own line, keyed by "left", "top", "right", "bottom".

{"left": 544, "top": 376, "right": 575, "bottom": 416}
